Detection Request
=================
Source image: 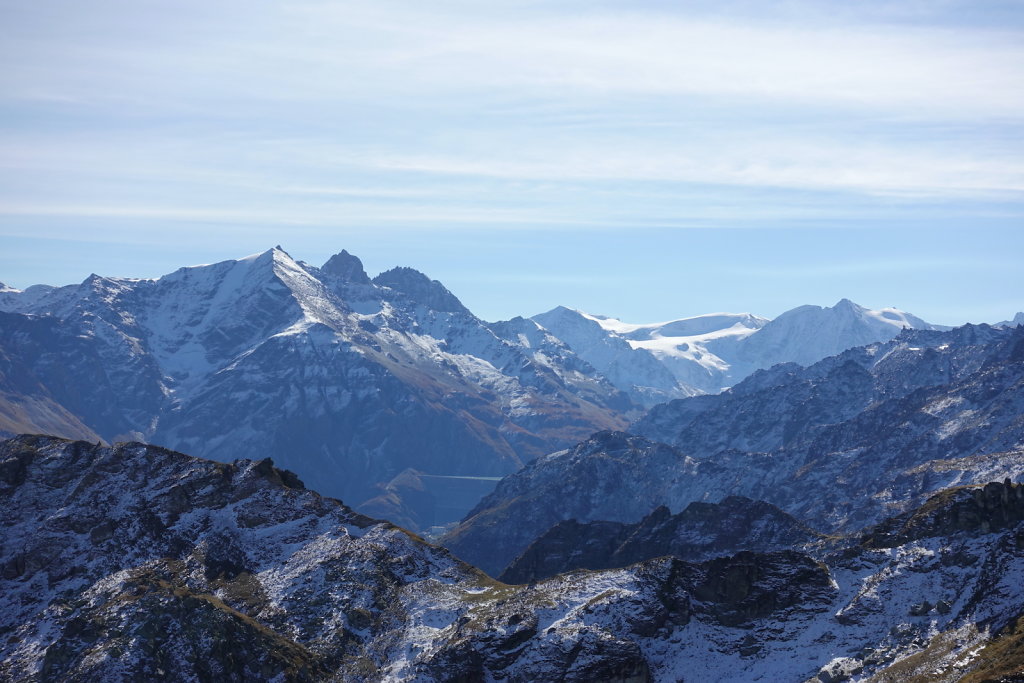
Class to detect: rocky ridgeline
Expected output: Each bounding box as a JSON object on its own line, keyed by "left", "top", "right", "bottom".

{"left": 3, "top": 435, "right": 1024, "bottom": 681}
{"left": 862, "top": 478, "right": 1024, "bottom": 549}
{"left": 443, "top": 431, "right": 698, "bottom": 576}
{"left": 500, "top": 497, "right": 819, "bottom": 584}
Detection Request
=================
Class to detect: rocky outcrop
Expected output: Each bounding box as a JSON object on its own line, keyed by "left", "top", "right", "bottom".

{"left": 0, "top": 435, "right": 673, "bottom": 681}
{"left": 320, "top": 249, "right": 371, "bottom": 285}
{"left": 443, "top": 431, "right": 696, "bottom": 575}
{"left": 862, "top": 479, "right": 1024, "bottom": 549}
{"left": 372, "top": 266, "right": 469, "bottom": 314}
{"left": 681, "top": 550, "right": 835, "bottom": 628}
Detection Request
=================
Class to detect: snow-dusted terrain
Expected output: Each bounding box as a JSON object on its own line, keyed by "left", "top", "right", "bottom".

{"left": 3, "top": 435, "right": 1023, "bottom": 682}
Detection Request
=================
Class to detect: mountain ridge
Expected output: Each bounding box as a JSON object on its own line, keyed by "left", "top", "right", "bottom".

{"left": 0, "top": 248, "right": 634, "bottom": 527}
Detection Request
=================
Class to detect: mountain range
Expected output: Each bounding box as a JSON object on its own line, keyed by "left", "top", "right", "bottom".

{"left": 533, "top": 298, "right": 943, "bottom": 402}
{"left": 1, "top": 247, "right": 1023, "bottom": 680}
{"left": 444, "top": 324, "right": 1024, "bottom": 575}
{"left": 0, "top": 247, "right": 961, "bottom": 530}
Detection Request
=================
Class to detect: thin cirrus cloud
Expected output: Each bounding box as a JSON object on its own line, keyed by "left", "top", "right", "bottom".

{"left": 0, "top": 0, "right": 1021, "bottom": 232}
{"left": 373, "top": 141, "right": 1024, "bottom": 198}
{"left": 270, "top": 1, "right": 1024, "bottom": 115}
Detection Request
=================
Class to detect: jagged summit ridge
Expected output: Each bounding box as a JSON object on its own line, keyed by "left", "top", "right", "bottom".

{"left": 500, "top": 496, "right": 820, "bottom": 584}
{"left": 372, "top": 265, "right": 469, "bottom": 314}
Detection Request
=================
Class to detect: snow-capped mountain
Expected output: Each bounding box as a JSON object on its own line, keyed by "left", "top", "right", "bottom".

{"left": 729, "top": 297, "right": 940, "bottom": 373}
{"left": 4, "top": 435, "right": 1024, "bottom": 682}
{"left": 589, "top": 311, "right": 770, "bottom": 392}
{"left": 444, "top": 324, "right": 1024, "bottom": 575}
{"left": 0, "top": 248, "right": 632, "bottom": 526}
{"left": 532, "top": 299, "right": 940, "bottom": 403}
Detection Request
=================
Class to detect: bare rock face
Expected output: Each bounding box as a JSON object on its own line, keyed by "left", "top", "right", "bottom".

{"left": 320, "top": 249, "right": 371, "bottom": 285}
{"left": 681, "top": 550, "right": 835, "bottom": 628}
{"left": 372, "top": 266, "right": 469, "bottom": 314}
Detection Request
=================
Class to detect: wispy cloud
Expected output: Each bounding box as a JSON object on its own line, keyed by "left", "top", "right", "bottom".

{"left": 283, "top": 4, "right": 1024, "bottom": 117}
{"left": 373, "top": 141, "right": 1024, "bottom": 198}
{"left": 0, "top": 0, "right": 1021, "bottom": 234}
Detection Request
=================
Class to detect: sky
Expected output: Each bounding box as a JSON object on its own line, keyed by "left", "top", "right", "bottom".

{"left": 1, "top": 0, "right": 1022, "bottom": 325}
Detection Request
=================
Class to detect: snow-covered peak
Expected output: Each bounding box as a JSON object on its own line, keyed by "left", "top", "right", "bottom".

{"left": 136, "top": 246, "right": 349, "bottom": 397}
{"left": 545, "top": 308, "right": 768, "bottom": 394}
{"left": 532, "top": 307, "right": 695, "bottom": 405}
{"left": 733, "top": 299, "right": 940, "bottom": 372}
{"left": 830, "top": 298, "right": 932, "bottom": 330}
{"left": 534, "top": 300, "right": 939, "bottom": 396}
{"left": 0, "top": 282, "right": 27, "bottom": 312}
{"left": 775, "top": 299, "right": 930, "bottom": 330}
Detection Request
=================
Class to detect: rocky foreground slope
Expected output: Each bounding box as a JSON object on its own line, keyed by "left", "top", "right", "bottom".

{"left": 446, "top": 324, "right": 1024, "bottom": 575}
{"left": 2, "top": 435, "right": 1024, "bottom": 681}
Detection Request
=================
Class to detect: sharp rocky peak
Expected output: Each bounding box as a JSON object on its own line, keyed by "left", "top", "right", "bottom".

{"left": 372, "top": 266, "right": 469, "bottom": 314}
{"left": 320, "top": 248, "right": 371, "bottom": 285}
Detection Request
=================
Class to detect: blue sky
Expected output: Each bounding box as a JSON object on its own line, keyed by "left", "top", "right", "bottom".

{"left": 1, "top": 0, "right": 1022, "bottom": 324}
